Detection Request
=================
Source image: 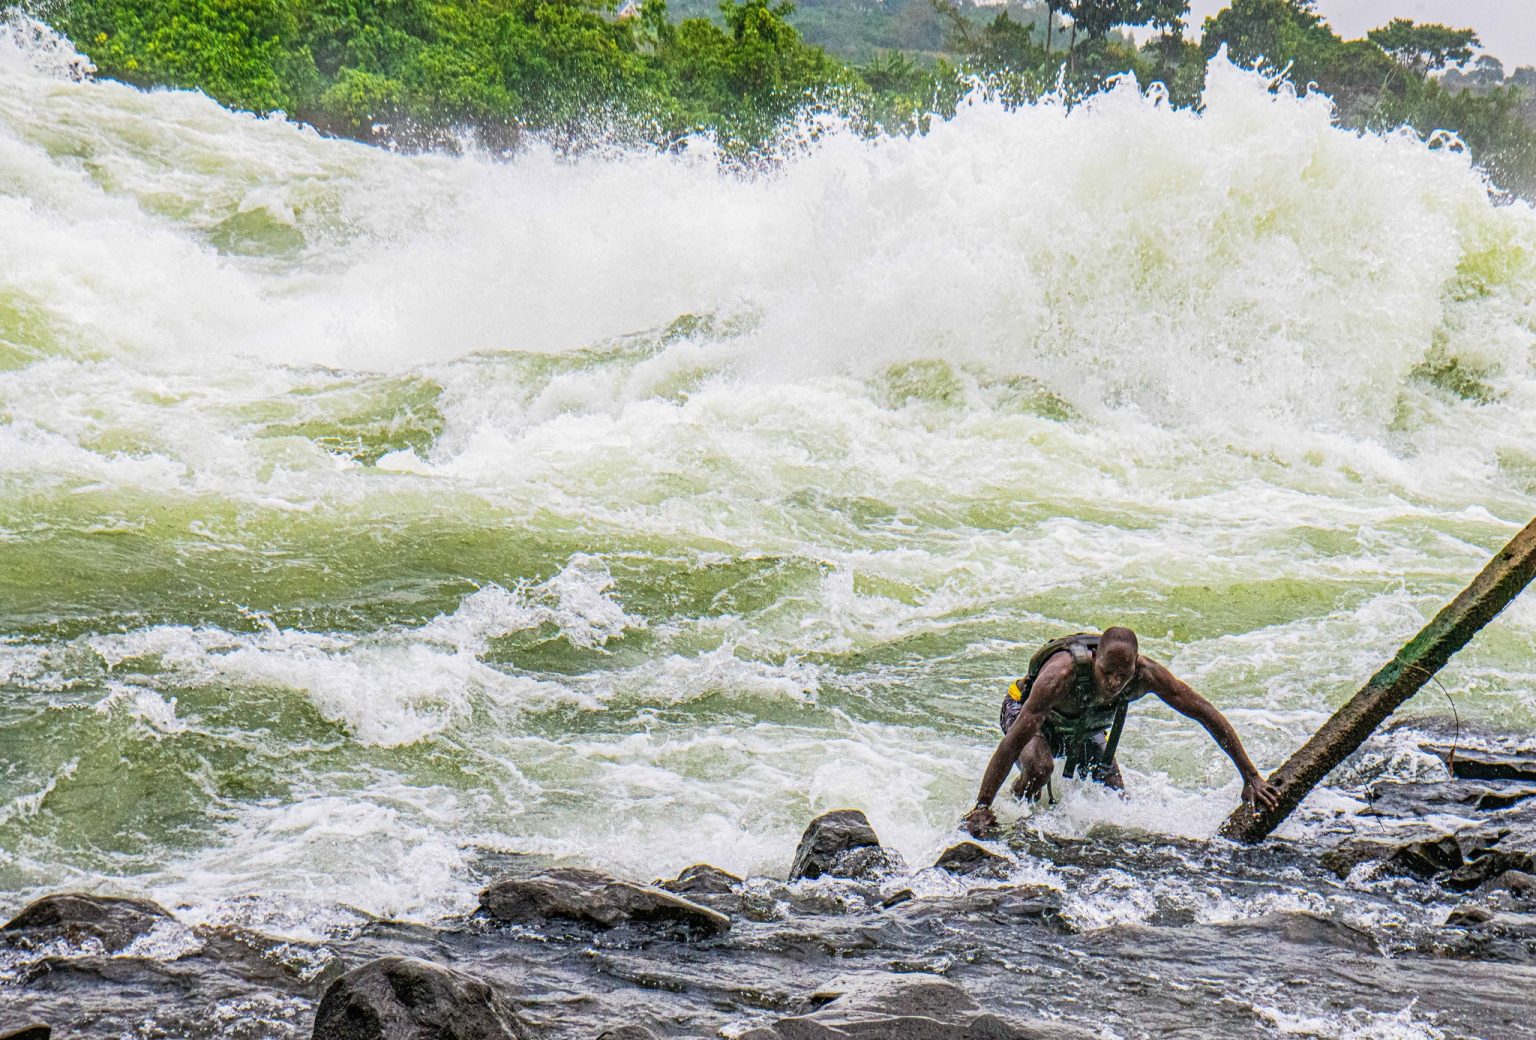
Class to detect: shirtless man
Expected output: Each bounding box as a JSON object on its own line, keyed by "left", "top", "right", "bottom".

{"left": 964, "top": 627, "right": 1280, "bottom": 837}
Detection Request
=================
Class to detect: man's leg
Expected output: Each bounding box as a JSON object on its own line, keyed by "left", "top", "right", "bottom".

{"left": 1010, "top": 732, "right": 1054, "bottom": 800}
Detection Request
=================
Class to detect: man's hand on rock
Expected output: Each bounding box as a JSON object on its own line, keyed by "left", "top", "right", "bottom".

{"left": 1242, "top": 776, "right": 1280, "bottom": 814}
{"left": 962, "top": 804, "right": 997, "bottom": 839}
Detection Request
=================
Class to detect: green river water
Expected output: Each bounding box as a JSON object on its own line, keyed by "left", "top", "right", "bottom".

{"left": 0, "top": 15, "right": 1534, "bottom": 942}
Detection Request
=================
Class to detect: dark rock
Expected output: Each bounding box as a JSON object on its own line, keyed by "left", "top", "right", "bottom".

{"left": 0, "top": 1025, "right": 51, "bottom": 1040}
{"left": 1443, "top": 907, "right": 1536, "bottom": 938}
{"left": 1321, "top": 829, "right": 1506, "bottom": 882}
{"left": 733, "top": 973, "right": 1096, "bottom": 1039}
{"left": 893, "top": 886, "right": 1065, "bottom": 929}
{"left": 312, "top": 956, "right": 524, "bottom": 1040}
{"left": 1427, "top": 747, "right": 1536, "bottom": 783}
{"left": 1390, "top": 835, "right": 1465, "bottom": 878}
{"left": 1445, "top": 850, "right": 1536, "bottom": 892}
{"left": 880, "top": 890, "right": 914, "bottom": 909}
{"left": 790, "top": 810, "right": 888, "bottom": 881}
{"left": 479, "top": 868, "right": 730, "bottom": 938}
{"left": 192, "top": 924, "right": 344, "bottom": 995}
{"left": 659, "top": 863, "right": 741, "bottom": 897}
{"left": 1367, "top": 780, "right": 1536, "bottom": 816}
{"left": 933, "top": 842, "right": 1011, "bottom": 879}
{"left": 1487, "top": 869, "right": 1536, "bottom": 898}
{"left": 595, "top": 1028, "right": 660, "bottom": 1040}
{"left": 1215, "top": 911, "right": 1381, "bottom": 954}
{"left": 1447, "top": 906, "right": 1496, "bottom": 926}
{"left": 828, "top": 844, "right": 904, "bottom": 882}
{"left": 1322, "top": 836, "right": 1437, "bottom": 879}
{"left": 1, "top": 893, "right": 173, "bottom": 952}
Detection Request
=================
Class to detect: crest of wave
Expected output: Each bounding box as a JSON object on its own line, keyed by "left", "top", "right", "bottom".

{"left": 1, "top": 16, "right": 1532, "bottom": 440}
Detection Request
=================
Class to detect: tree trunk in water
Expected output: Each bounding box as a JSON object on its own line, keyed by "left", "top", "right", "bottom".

{"left": 1219, "top": 516, "right": 1536, "bottom": 843}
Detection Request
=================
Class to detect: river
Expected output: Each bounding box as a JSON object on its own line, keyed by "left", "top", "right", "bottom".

{"left": 1, "top": 14, "right": 1535, "bottom": 1038}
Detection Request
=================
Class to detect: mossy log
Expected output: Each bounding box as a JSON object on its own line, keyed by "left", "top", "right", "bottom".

{"left": 1220, "top": 517, "right": 1536, "bottom": 843}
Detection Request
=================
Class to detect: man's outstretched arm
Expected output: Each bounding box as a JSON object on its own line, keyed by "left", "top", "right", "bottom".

{"left": 965, "top": 657, "right": 1070, "bottom": 835}
{"left": 1140, "top": 658, "right": 1280, "bottom": 812}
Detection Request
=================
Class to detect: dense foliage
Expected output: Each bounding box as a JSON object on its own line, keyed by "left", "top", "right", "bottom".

{"left": 31, "top": 0, "right": 1536, "bottom": 195}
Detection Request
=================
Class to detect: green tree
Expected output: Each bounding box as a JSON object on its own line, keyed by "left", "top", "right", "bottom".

{"left": 1201, "top": 0, "right": 1338, "bottom": 80}
{"left": 1366, "top": 18, "right": 1478, "bottom": 74}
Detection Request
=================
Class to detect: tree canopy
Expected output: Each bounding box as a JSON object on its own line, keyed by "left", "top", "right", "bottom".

{"left": 1367, "top": 17, "right": 1479, "bottom": 73}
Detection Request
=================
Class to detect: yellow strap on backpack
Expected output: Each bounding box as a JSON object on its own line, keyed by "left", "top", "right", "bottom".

{"left": 1008, "top": 680, "right": 1024, "bottom": 702}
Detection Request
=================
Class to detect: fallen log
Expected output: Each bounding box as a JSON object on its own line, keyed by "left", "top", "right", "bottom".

{"left": 1219, "top": 517, "right": 1536, "bottom": 843}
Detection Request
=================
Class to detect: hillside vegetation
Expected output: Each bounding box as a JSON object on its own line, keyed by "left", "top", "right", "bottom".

{"left": 31, "top": 0, "right": 1536, "bottom": 194}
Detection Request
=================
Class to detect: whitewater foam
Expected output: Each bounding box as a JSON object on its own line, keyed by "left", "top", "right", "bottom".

{"left": 0, "top": 18, "right": 1534, "bottom": 931}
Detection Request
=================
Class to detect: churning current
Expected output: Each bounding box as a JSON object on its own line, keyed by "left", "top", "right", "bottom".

{"left": 1, "top": 16, "right": 1534, "bottom": 947}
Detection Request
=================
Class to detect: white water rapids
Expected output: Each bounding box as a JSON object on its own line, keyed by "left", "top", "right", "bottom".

{"left": 0, "top": 16, "right": 1534, "bottom": 946}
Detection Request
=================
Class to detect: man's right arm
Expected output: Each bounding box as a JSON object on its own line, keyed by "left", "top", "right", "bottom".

{"left": 965, "top": 656, "right": 1068, "bottom": 834}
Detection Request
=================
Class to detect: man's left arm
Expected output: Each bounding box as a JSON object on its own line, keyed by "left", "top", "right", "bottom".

{"left": 1139, "top": 658, "right": 1280, "bottom": 812}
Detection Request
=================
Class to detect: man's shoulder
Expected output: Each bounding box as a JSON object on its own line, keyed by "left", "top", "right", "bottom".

{"left": 1032, "top": 649, "right": 1076, "bottom": 686}
{"left": 1135, "top": 654, "right": 1173, "bottom": 688}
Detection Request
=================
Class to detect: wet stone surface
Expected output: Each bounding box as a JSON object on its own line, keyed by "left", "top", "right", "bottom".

{"left": 6, "top": 732, "right": 1536, "bottom": 1039}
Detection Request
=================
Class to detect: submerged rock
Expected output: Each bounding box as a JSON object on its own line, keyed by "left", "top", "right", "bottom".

{"left": 312, "top": 956, "right": 523, "bottom": 1040}
{"left": 734, "top": 973, "right": 1095, "bottom": 1039}
{"left": 790, "top": 810, "right": 902, "bottom": 882}
{"left": 659, "top": 863, "right": 742, "bottom": 897}
{"left": 479, "top": 868, "right": 730, "bottom": 938}
{"left": 1, "top": 893, "right": 173, "bottom": 953}
{"left": 933, "top": 842, "right": 1011, "bottom": 879}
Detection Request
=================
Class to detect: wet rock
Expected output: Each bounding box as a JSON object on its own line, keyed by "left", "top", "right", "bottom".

{"left": 0, "top": 1025, "right": 51, "bottom": 1040}
{"left": 790, "top": 810, "right": 902, "bottom": 882}
{"left": 1448, "top": 905, "right": 1495, "bottom": 926}
{"left": 1217, "top": 911, "right": 1381, "bottom": 954}
{"left": 1321, "top": 835, "right": 1444, "bottom": 879}
{"left": 1427, "top": 747, "right": 1536, "bottom": 783}
{"left": 659, "top": 863, "right": 741, "bottom": 897}
{"left": 1367, "top": 780, "right": 1536, "bottom": 816}
{"left": 1392, "top": 835, "right": 1467, "bottom": 877}
{"left": 1445, "top": 850, "right": 1536, "bottom": 892}
{"left": 479, "top": 868, "right": 730, "bottom": 938}
{"left": 1445, "top": 906, "right": 1536, "bottom": 937}
{"left": 933, "top": 842, "right": 1011, "bottom": 879}
{"left": 192, "top": 924, "right": 344, "bottom": 995}
{"left": 893, "top": 885, "right": 1065, "bottom": 929}
{"left": 733, "top": 973, "right": 1096, "bottom": 1039}
{"left": 1, "top": 893, "right": 173, "bottom": 953}
{"left": 595, "top": 1028, "right": 659, "bottom": 1040}
{"left": 1321, "top": 830, "right": 1505, "bottom": 881}
{"left": 1488, "top": 869, "right": 1536, "bottom": 899}
{"left": 312, "top": 955, "right": 524, "bottom": 1040}
{"left": 830, "top": 844, "right": 904, "bottom": 881}
{"left": 880, "top": 890, "right": 915, "bottom": 909}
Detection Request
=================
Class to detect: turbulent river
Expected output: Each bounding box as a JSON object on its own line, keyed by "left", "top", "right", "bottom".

{"left": 3, "top": 15, "right": 1536, "bottom": 1039}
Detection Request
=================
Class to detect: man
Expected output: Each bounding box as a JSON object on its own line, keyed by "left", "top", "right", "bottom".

{"left": 964, "top": 627, "right": 1280, "bottom": 837}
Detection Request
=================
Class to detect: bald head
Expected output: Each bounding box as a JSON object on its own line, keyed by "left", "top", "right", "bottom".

{"left": 1095, "top": 627, "right": 1139, "bottom": 695}
{"left": 1100, "top": 626, "right": 1138, "bottom": 658}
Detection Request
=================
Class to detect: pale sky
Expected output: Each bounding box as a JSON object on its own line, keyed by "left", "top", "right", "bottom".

{"left": 1186, "top": 0, "right": 1536, "bottom": 72}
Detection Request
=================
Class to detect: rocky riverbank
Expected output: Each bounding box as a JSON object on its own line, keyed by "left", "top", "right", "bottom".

{"left": 5, "top": 727, "right": 1536, "bottom": 1040}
